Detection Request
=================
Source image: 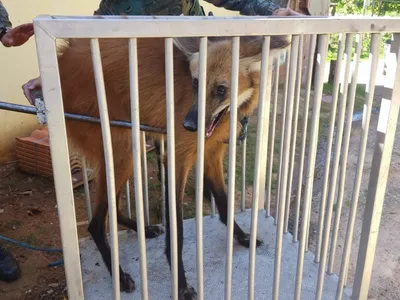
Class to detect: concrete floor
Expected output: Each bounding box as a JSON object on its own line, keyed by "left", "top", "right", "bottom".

{"left": 79, "top": 210, "right": 352, "bottom": 300}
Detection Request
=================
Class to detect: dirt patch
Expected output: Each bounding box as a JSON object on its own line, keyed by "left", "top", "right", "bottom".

{"left": 294, "top": 83, "right": 400, "bottom": 299}
{"left": 308, "top": 110, "right": 400, "bottom": 300}
{"left": 0, "top": 172, "right": 68, "bottom": 300}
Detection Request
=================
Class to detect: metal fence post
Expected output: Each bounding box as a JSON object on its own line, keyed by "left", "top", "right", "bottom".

{"left": 353, "top": 33, "right": 400, "bottom": 300}
{"left": 33, "top": 22, "right": 84, "bottom": 300}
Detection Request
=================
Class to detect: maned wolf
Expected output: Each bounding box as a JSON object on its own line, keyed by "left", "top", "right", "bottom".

{"left": 50, "top": 33, "right": 290, "bottom": 299}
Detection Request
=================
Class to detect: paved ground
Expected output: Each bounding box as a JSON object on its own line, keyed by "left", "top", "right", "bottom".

{"left": 308, "top": 58, "right": 400, "bottom": 300}
{"left": 79, "top": 211, "right": 352, "bottom": 300}
{"left": 266, "top": 56, "right": 399, "bottom": 299}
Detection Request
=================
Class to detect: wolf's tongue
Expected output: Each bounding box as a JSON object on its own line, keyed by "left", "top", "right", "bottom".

{"left": 206, "top": 120, "right": 217, "bottom": 138}
{"left": 206, "top": 107, "right": 229, "bottom": 138}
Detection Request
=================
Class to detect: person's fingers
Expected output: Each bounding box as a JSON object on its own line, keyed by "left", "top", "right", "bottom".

{"left": 27, "top": 80, "right": 36, "bottom": 90}
{"left": 21, "top": 27, "right": 34, "bottom": 35}
{"left": 12, "top": 24, "right": 34, "bottom": 37}
{"left": 273, "top": 7, "right": 304, "bottom": 17}
{"left": 289, "top": 9, "right": 302, "bottom": 16}
{"left": 28, "top": 78, "right": 42, "bottom": 90}
{"left": 1, "top": 23, "right": 35, "bottom": 47}
{"left": 20, "top": 30, "right": 34, "bottom": 38}
{"left": 273, "top": 8, "right": 291, "bottom": 16}
{"left": 16, "top": 23, "right": 34, "bottom": 33}
{"left": 22, "top": 77, "right": 42, "bottom": 105}
{"left": 22, "top": 84, "right": 34, "bottom": 105}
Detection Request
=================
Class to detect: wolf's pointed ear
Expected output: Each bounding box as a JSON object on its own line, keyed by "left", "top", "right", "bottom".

{"left": 240, "top": 35, "right": 292, "bottom": 57}
{"left": 239, "top": 35, "right": 291, "bottom": 73}
{"left": 239, "top": 36, "right": 264, "bottom": 73}
{"left": 240, "top": 36, "right": 264, "bottom": 59}
{"left": 173, "top": 37, "right": 201, "bottom": 60}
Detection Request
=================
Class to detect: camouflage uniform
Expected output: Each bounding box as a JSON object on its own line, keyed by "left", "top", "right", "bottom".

{"left": 0, "top": 1, "right": 12, "bottom": 32}
{"left": 1, "top": 0, "right": 280, "bottom": 31}
{"left": 1, "top": 0, "right": 281, "bottom": 32}
{"left": 94, "top": 0, "right": 280, "bottom": 17}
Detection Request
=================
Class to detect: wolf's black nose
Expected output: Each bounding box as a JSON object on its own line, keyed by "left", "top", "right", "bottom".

{"left": 183, "top": 107, "right": 198, "bottom": 132}
{"left": 182, "top": 119, "right": 198, "bottom": 132}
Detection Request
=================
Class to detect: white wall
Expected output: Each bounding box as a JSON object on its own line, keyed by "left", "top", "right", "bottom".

{"left": 0, "top": 1, "right": 240, "bottom": 162}
{"left": 0, "top": 0, "right": 99, "bottom": 162}
{"left": 200, "top": 1, "right": 240, "bottom": 16}
{"left": 309, "top": 0, "right": 330, "bottom": 16}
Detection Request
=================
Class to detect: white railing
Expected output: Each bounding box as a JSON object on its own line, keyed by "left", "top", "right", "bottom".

{"left": 31, "top": 15, "right": 400, "bottom": 300}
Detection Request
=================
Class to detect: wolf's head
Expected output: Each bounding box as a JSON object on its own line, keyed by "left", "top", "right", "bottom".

{"left": 174, "top": 34, "right": 290, "bottom": 138}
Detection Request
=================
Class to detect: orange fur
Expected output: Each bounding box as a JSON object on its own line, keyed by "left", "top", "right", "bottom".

{"left": 57, "top": 37, "right": 269, "bottom": 211}
{"left": 55, "top": 35, "right": 289, "bottom": 295}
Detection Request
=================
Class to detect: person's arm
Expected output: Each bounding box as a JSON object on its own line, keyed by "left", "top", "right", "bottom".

{"left": 0, "top": 1, "right": 34, "bottom": 47}
{"left": 204, "top": 0, "right": 300, "bottom": 16}
{"left": 0, "top": 0, "right": 12, "bottom": 41}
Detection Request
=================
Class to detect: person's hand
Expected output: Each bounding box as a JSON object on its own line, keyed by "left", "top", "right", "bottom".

{"left": 22, "top": 77, "right": 42, "bottom": 105}
{"left": 1, "top": 23, "right": 34, "bottom": 47}
{"left": 272, "top": 7, "right": 302, "bottom": 16}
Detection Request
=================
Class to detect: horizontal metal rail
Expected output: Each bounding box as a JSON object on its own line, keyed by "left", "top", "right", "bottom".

{"left": 30, "top": 15, "right": 400, "bottom": 300}
{"left": 34, "top": 16, "right": 400, "bottom": 38}
{"left": 0, "top": 101, "right": 166, "bottom": 134}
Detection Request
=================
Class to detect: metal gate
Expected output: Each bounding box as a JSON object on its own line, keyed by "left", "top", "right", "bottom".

{"left": 31, "top": 15, "right": 400, "bottom": 300}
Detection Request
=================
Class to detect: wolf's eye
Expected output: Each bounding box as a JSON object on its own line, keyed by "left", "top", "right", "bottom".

{"left": 192, "top": 78, "right": 199, "bottom": 89}
{"left": 216, "top": 85, "right": 227, "bottom": 97}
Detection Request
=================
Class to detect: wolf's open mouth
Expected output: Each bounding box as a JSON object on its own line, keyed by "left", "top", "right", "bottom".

{"left": 206, "top": 107, "right": 229, "bottom": 138}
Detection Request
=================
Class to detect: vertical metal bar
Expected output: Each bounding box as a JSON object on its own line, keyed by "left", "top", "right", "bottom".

{"left": 211, "top": 195, "right": 216, "bottom": 217}
{"left": 82, "top": 157, "right": 93, "bottom": 222}
{"left": 224, "top": 36, "right": 240, "bottom": 300}
{"left": 257, "top": 123, "right": 268, "bottom": 211}
{"left": 266, "top": 56, "right": 280, "bottom": 217}
{"left": 275, "top": 48, "right": 291, "bottom": 225}
{"left": 125, "top": 181, "right": 132, "bottom": 219}
{"left": 165, "top": 37, "right": 179, "bottom": 300}
{"left": 352, "top": 33, "right": 400, "bottom": 300}
{"left": 293, "top": 34, "right": 317, "bottom": 242}
{"left": 160, "top": 136, "right": 166, "bottom": 227}
{"left": 248, "top": 36, "right": 271, "bottom": 300}
{"left": 241, "top": 136, "right": 247, "bottom": 212}
{"left": 195, "top": 37, "right": 208, "bottom": 300}
{"left": 284, "top": 34, "right": 304, "bottom": 233}
{"left": 305, "top": 198, "right": 312, "bottom": 252}
{"left": 314, "top": 33, "right": 347, "bottom": 262}
{"left": 273, "top": 35, "right": 300, "bottom": 300}
{"left": 328, "top": 34, "right": 363, "bottom": 275}
{"left": 315, "top": 33, "right": 355, "bottom": 300}
{"left": 129, "top": 38, "right": 149, "bottom": 300}
{"left": 294, "top": 34, "right": 329, "bottom": 300}
{"left": 336, "top": 34, "right": 382, "bottom": 300}
{"left": 33, "top": 24, "right": 84, "bottom": 300}
{"left": 90, "top": 38, "right": 120, "bottom": 299}
{"left": 141, "top": 132, "right": 150, "bottom": 226}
